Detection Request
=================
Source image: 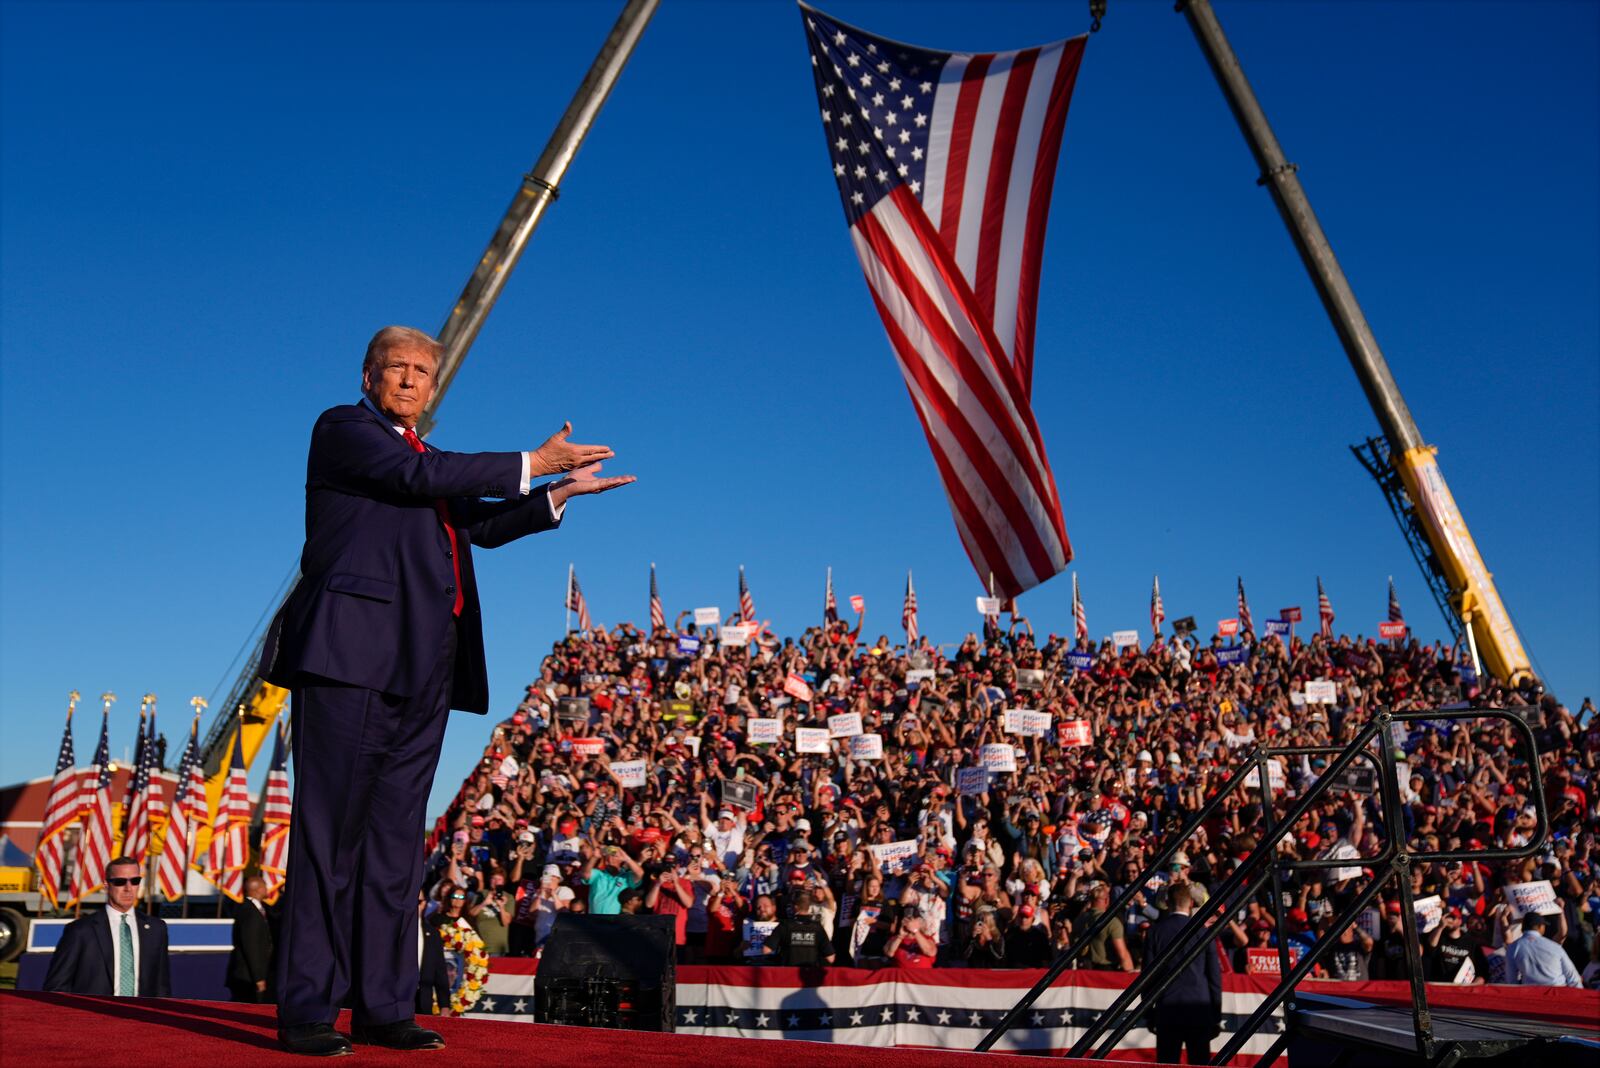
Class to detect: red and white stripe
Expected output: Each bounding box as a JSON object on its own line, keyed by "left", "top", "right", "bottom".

{"left": 1237, "top": 576, "right": 1254, "bottom": 635}
{"left": 1150, "top": 575, "right": 1165, "bottom": 637}
{"left": 649, "top": 564, "right": 666, "bottom": 632}
{"left": 208, "top": 726, "right": 252, "bottom": 902}
{"left": 1072, "top": 572, "right": 1088, "bottom": 643}
{"left": 258, "top": 723, "right": 292, "bottom": 903}
{"left": 567, "top": 566, "right": 592, "bottom": 632}
{"left": 1317, "top": 577, "right": 1336, "bottom": 640}
{"left": 851, "top": 185, "right": 1072, "bottom": 597}
{"left": 902, "top": 570, "right": 919, "bottom": 645}
{"left": 157, "top": 739, "right": 206, "bottom": 901}
{"left": 738, "top": 566, "right": 756, "bottom": 624}
{"left": 35, "top": 710, "right": 80, "bottom": 908}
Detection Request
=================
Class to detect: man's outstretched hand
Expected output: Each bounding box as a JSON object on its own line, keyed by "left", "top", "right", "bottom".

{"left": 530, "top": 422, "right": 615, "bottom": 477}
{"left": 550, "top": 462, "right": 636, "bottom": 508}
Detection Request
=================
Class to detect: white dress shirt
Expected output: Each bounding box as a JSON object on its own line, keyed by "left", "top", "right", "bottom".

{"left": 359, "top": 395, "right": 564, "bottom": 521}
{"left": 105, "top": 904, "right": 140, "bottom": 996}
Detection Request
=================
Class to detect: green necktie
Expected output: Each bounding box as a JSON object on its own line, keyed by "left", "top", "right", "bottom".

{"left": 118, "top": 914, "right": 136, "bottom": 996}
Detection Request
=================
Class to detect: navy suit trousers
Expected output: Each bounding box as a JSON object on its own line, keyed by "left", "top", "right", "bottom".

{"left": 276, "top": 621, "right": 455, "bottom": 1028}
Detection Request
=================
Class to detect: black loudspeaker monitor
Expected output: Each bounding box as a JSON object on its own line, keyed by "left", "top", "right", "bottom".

{"left": 535, "top": 913, "right": 676, "bottom": 1032}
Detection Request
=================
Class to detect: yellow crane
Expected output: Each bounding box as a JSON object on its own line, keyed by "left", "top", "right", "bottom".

{"left": 1181, "top": 0, "right": 1533, "bottom": 684}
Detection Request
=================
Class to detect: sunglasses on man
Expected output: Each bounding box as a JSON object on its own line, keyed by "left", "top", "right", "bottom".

{"left": 107, "top": 876, "right": 142, "bottom": 887}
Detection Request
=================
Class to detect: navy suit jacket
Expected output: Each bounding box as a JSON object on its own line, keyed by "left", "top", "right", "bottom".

{"left": 42, "top": 910, "right": 171, "bottom": 997}
{"left": 1140, "top": 911, "right": 1223, "bottom": 1032}
{"left": 262, "top": 401, "right": 561, "bottom": 713}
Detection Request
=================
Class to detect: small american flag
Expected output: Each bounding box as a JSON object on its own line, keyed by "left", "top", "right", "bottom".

{"left": 1317, "top": 577, "right": 1335, "bottom": 639}
{"left": 157, "top": 710, "right": 207, "bottom": 902}
{"left": 34, "top": 697, "right": 79, "bottom": 908}
{"left": 1072, "top": 571, "right": 1087, "bottom": 643}
{"left": 207, "top": 715, "right": 252, "bottom": 902}
{"left": 69, "top": 703, "right": 115, "bottom": 905}
{"left": 800, "top": 6, "right": 1083, "bottom": 599}
{"left": 649, "top": 564, "right": 665, "bottom": 632}
{"left": 1387, "top": 576, "right": 1404, "bottom": 624}
{"left": 1237, "top": 576, "right": 1254, "bottom": 634}
{"left": 567, "top": 566, "right": 592, "bottom": 632}
{"left": 902, "top": 571, "right": 919, "bottom": 645}
{"left": 121, "top": 702, "right": 157, "bottom": 865}
{"left": 120, "top": 706, "right": 148, "bottom": 839}
{"left": 1150, "top": 575, "right": 1165, "bottom": 636}
{"left": 258, "top": 719, "right": 292, "bottom": 904}
{"left": 824, "top": 567, "right": 838, "bottom": 624}
{"left": 738, "top": 565, "right": 756, "bottom": 624}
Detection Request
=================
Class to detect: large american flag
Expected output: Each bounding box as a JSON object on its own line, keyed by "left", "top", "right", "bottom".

{"left": 1237, "top": 576, "right": 1253, "bottom": 635}
{"left": 800, "top": 5, "right": 1083, "bottom": 600}
{"left": 1149, "top": 575, "right": 1164, "bottom": 637}
{"left": 649, "top": 564, "right": 666, "bottom": 632}
{"left": 824, "top": 567, "right": 839, "bottom": 624}
{"left": 1387, "top": 576, "right": 1404, "bottom": 624}
{"left": 738, "top": 565, "right": 756, "bottom": 624}
{"left": 1317, "top": 577, "right": 1336, "bottom": 640}
{"left": 157, "top": 707, "right": 207, "bottom": 901}
{"left": 69, "top": 702, "right": 115, "bottom": 905}
{"left": 258, "top": 719, "right": 292, "bottom": 904}
{"left": 1072, "top": 571, "right": 1087, "bottom": 643}
{"left": 902, "top": 570, "right": 919, "bottom": 645}
{"left": 567, "top": 566, "right": 592, "bottom": 632}
{"left": 35, "top": 695, "right": 80, "bottom": 908}
{"left": 207, "top": 715, "right": 252, "bottom": 902}
{"left": 121, "top": 701, "right": 157, "bottom": 865}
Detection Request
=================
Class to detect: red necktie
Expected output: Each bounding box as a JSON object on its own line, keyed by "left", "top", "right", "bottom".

{"left": 402, "top": 428, "right": 464, "bottom": 617}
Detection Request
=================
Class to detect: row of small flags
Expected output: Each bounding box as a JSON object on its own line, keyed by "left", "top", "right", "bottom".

{"left": 35, "top": 691, "right": 291, "bottom": 909}
{"left": 563, "top": 565, "right": 1405, "bottom": 646}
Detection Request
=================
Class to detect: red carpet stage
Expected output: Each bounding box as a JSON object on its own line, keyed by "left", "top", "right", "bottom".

{"left": 0, "top": 991, "right": 1117, "bottom": 1068}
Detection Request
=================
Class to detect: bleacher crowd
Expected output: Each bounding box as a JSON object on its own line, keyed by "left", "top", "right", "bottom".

{"left": 419, "top": 608, "right": 1599, "bottom": 987}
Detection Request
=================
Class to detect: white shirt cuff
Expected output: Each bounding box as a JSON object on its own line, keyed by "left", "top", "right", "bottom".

{"left": 522, "top": 453, "right": 565, "bottom": 520}
{"left": 520, "top": 452, "right": 532, "bottom": 495}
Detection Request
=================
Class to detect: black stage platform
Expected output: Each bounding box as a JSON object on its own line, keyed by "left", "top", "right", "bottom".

{"left": 1287, "top": 992, "right": 1600, "bottom": 1068}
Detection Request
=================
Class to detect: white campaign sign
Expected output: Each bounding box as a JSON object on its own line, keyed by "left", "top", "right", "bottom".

{"left": 795, "top": 727, "right": 831, "bottom": 754}
{"left": 905, "top": 669, "right": 935, "bottom": 685}
{"left": 719, "top": 623, "right": 753, "bottom": 646}
{"left": 1414, "top": 894, "right": 1443, "bottom": 933}
{"left": 869, "top": 839, "right": 919, "bottom": 875}
{"left": 976, "top": 596, "right": 1002, "bottom": 616}
{"left": 694, "top": 606, "right": 722, "bottom": 627}
{"left": 1003, "top": 709, "right": 1052, "bottom": 737}
{"left": 980, "top": 743, "right": 1017, "bottom": 773}
{"left": 610, "top": 759, "right": 647, "bottom": 789}
{"left": 955, "top": 767, "right": 990, "bottom": 795}
{"left": 747, "top": 718, "right": 781, "bottom": 745}
{"left": 1112, "top": 629, "right": 1140, "bottom": 648}
{"left": 1504, "top": 880, "right": 1560, "bottom": 918}
{"left": 848, "top": 734, "right": 884, "bottom": 761}
{"left": 827, "top": 712, "right": 864, "bottom": 738}
{"left": 1243, "top": 759, "right": 1288, "bottom": 790}
{"left": 1452, "top": 957, "right": 1476, "bottom": 984}
{"left": 1305, "top": 680, "right": 1337, "bottom": 704}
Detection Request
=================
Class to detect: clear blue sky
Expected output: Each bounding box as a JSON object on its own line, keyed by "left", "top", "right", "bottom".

{"left": 2, "top": 1, "right": 1595, "bottom": 818}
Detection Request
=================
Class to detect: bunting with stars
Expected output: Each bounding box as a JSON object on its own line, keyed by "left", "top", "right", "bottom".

{"left": 799, "top": 4, "right": 1084, "bottom": 600}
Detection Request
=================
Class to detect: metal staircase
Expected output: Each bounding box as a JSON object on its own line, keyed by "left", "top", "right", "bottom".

{"left": 976, "top": 707, "right": 1549, "bottom": 1066}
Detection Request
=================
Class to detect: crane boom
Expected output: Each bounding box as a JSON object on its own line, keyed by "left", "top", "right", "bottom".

{"left": 193, "top": 0, "right": 660, "bottom": 824}
{"left": 1178, "top": 0, "right": 1534, "bottom": 684}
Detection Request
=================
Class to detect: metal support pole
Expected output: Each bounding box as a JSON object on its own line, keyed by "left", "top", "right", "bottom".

{"left": 418, "top": 0, "right": 660, "bottom": 437}
{"left": 1377, "top": 712, "right": 1435, "bottom": 1056}
{"left": 1176, "top": 0, "right": 1422, "bottom": 457}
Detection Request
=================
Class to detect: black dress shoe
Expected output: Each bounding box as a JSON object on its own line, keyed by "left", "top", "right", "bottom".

{"left": 350, "top": 1020, "right": 446, "bottom": 1050}
{"left": 278, "top": 1023, "right": 353, "bottom": 1057}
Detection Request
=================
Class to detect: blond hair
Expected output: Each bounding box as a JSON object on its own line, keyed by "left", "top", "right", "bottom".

{"left": 363, "top": 325, "right": 443, "bottom": 375}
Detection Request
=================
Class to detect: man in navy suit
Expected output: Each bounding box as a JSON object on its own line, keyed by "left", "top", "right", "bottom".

{"left": 263, "top": 325, "right": 632, "bottom": 1055}
{"left": 42, "top": 856, "right": 171, "bottom": 997}
{"left": 1139, "top": 882, "right": 1223, "bottom": 1065}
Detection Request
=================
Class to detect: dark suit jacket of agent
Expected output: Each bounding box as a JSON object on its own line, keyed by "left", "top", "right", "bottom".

{"left": 1139, "top": 911, "right": 1223, "bottom": 1033}
{"left": 262, "top": 401, "right": 560, "bottom": 712}
{"left": 416, "top": 919, "right": 452, "bottom": 1015}
{"left": 42, "top": 910, "right": 172, "bottom": 997}
{"left": 227, "top": 899, "right": 274, "bottom": 996}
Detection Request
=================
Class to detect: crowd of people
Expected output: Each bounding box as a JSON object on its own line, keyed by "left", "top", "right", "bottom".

{"left": 419, "top": 607, "right": 1600, "bottom": 988}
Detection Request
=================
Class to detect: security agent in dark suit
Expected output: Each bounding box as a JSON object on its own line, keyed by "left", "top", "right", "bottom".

{"left": 1138, "top": 882, "right": 1223, "bottom": 1066}
{"left": 415, "top": 892, "right": 451, "bottom": 1016}
{"left": 228, "top": 874, "right": 275, "bottom": 1003}
{"left": 43, "top": 856, "right": 171, "bottom": 998}
{"left": 261, "top": 326, "right": 633, "bottom": 1056}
